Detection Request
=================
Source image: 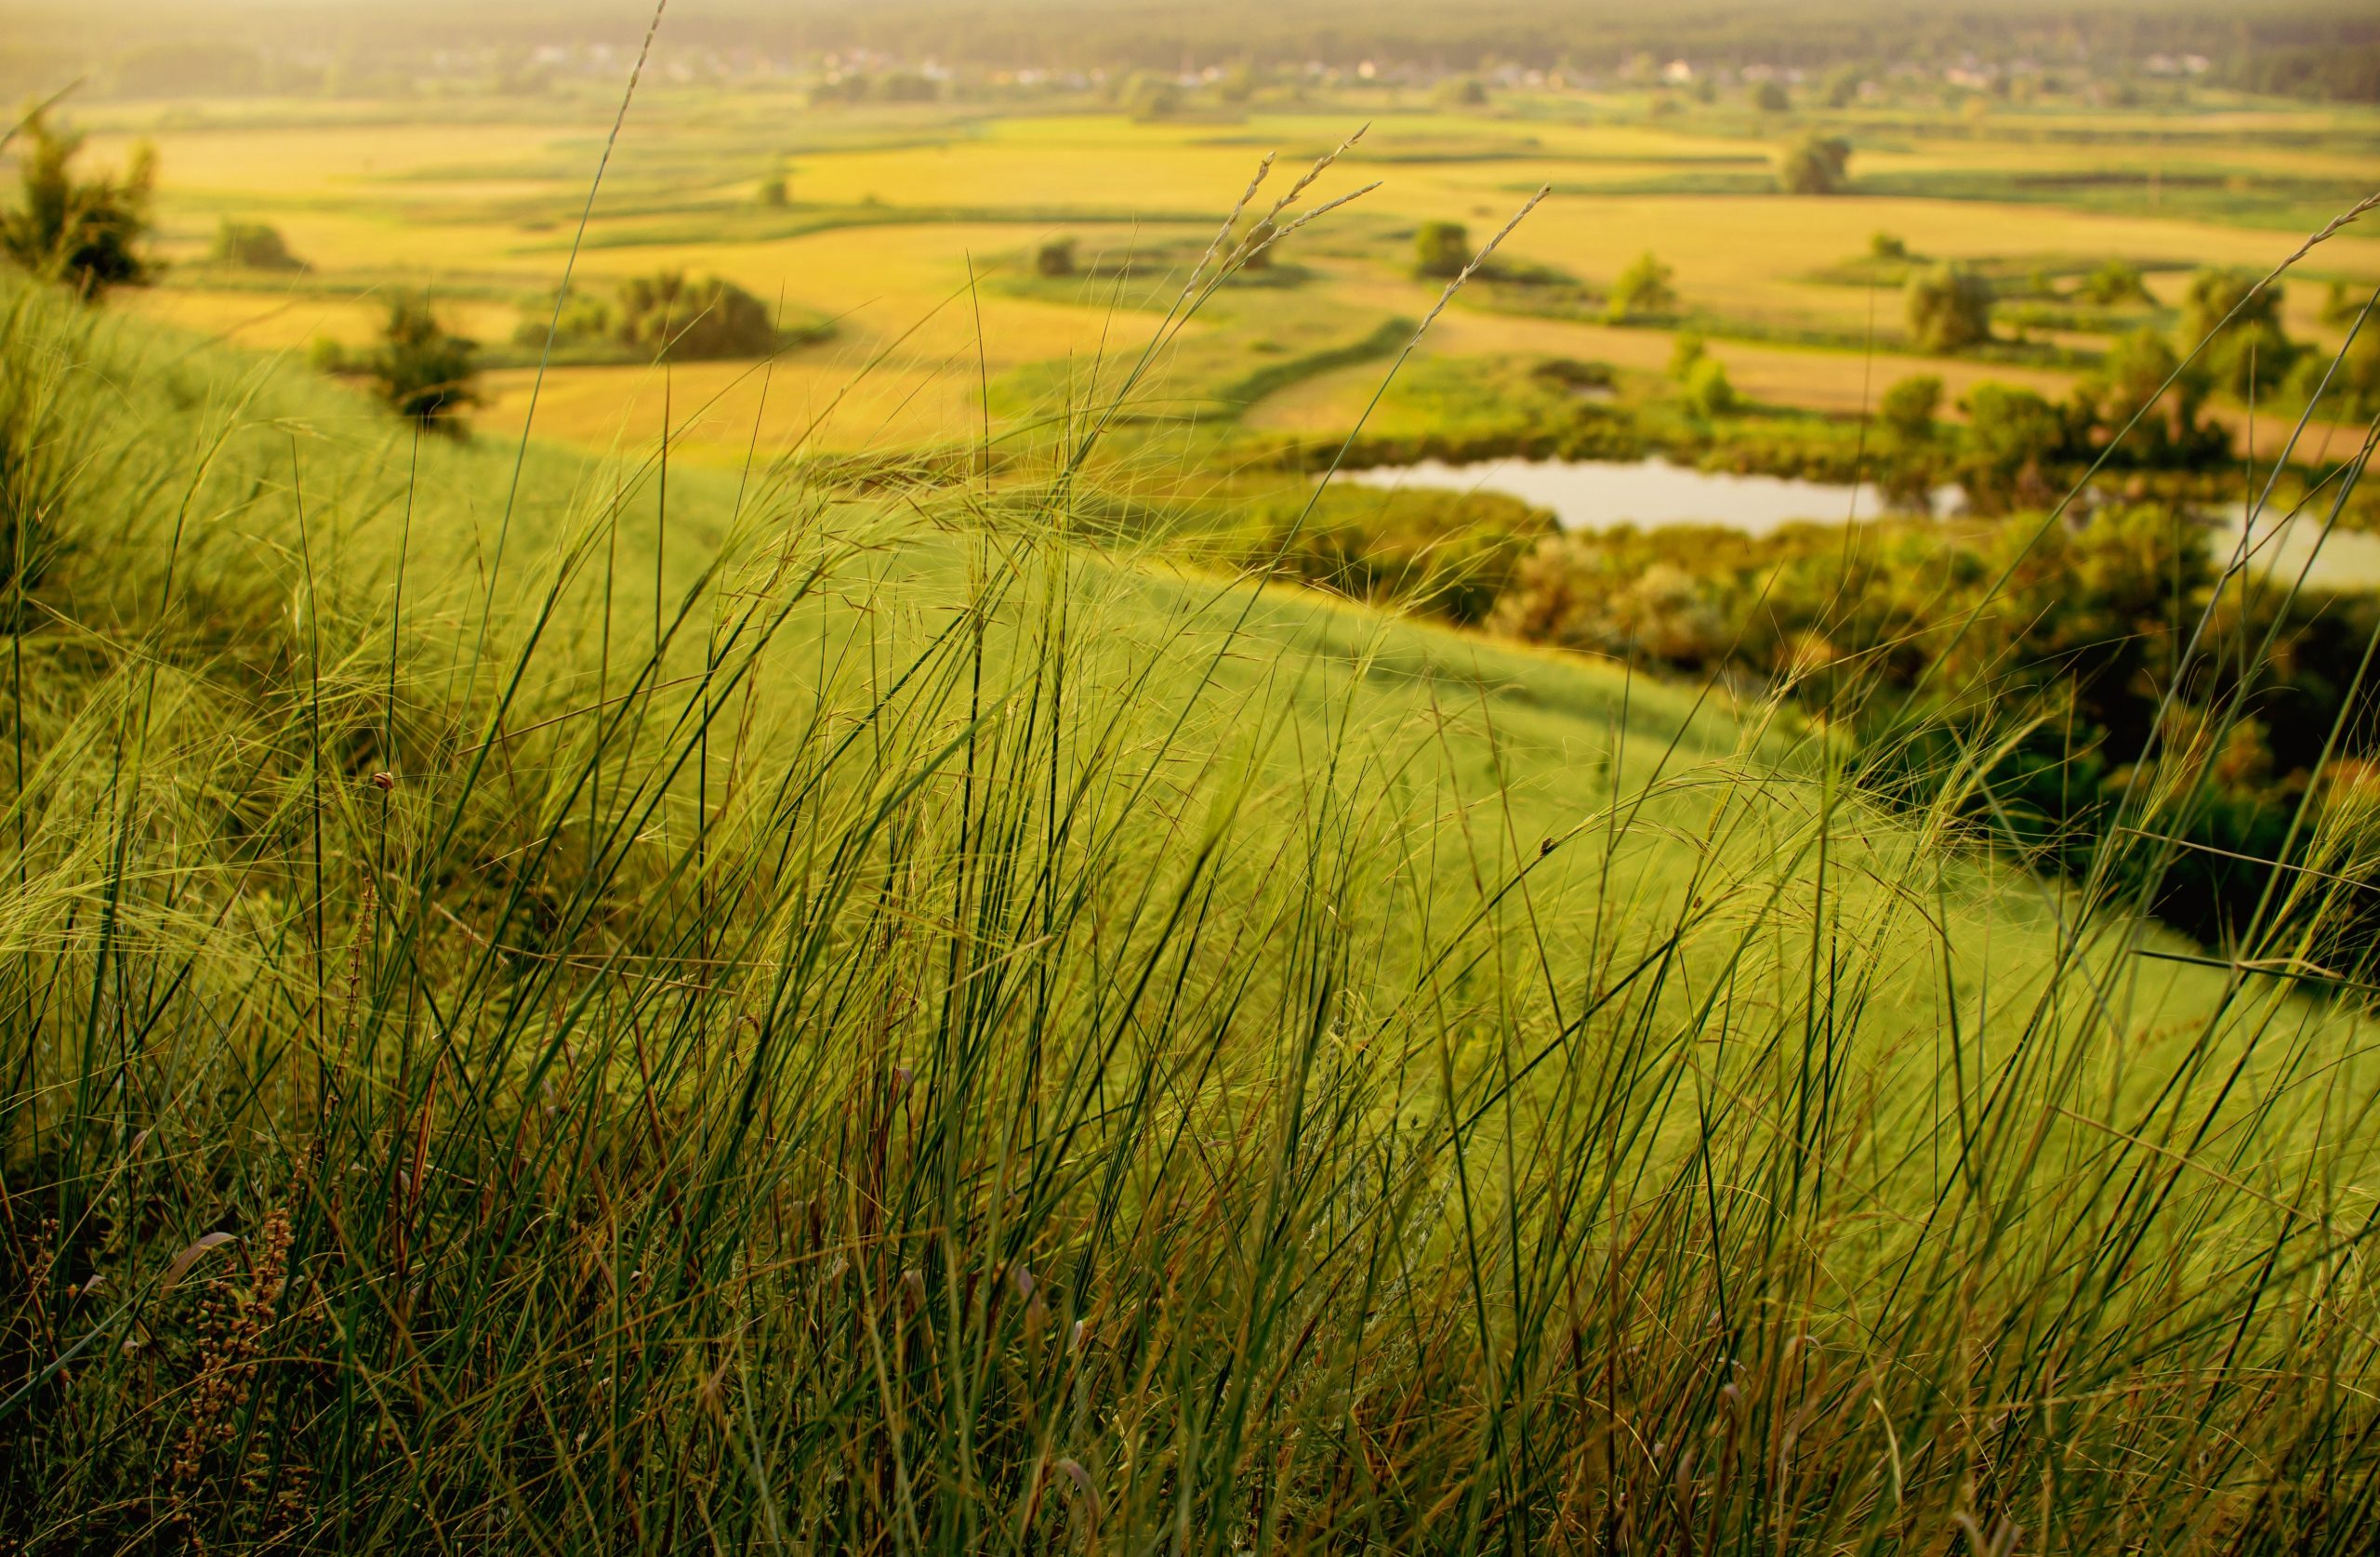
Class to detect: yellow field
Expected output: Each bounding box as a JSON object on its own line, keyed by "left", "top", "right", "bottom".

{"left": 71, "top": 89, "right": 2380, "bottom": 466}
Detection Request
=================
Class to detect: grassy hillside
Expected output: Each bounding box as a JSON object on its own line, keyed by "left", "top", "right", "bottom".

{"left": 6, "top": 280, "right": 2380, "bottom": 1550}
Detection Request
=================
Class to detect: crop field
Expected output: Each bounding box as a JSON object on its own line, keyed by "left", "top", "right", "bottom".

{"left": 84, "top": 88, "right": 2380, "bottom": 476}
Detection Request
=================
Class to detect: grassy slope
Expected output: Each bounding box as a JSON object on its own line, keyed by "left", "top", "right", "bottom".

{"left": 6, "top": 285, "right": 2379, "bottom": 1549}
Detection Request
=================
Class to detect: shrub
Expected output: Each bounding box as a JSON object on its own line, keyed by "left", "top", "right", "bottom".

{"left": 2293, "top": 326, "right": 2380, "bottom": 422}
{"left": 367, "top": 294, "right": 481, "bottom": 434}
{"left": 2337, "top": 327, "right": 2380, "bottom": 420}
{"left": 1778, "top": 133, "right": 1851, "bottom": 194}
{"left": 1125, "top": 73, "right": 1183, "bottom": 119}
{"left": 1035, "top": 238, "right": 1077, "bottom": 278}
{"left": 1414, "top": 220, "right": 1471, "bottom": 280}
{"left": 2184, "top": 269, "right": 2297, "bottom": 400}
{"left": 878, "top": 73, "right": 939, "bottom": 103}
{"left": 1878, "top": 374, "right": 1941, "bottom": 442}
{"left": 1229, "top": 217, "right": 1277, "bottom": 271}
{"left": 1680, "top": 354, "right": 1738, "bottom": 418}
{"left": 0, "top": 110, "right": 155, "bottom": 298}
{"left": 515, "top": 272, "right": 803, "bottom": 363}
{"left": 1437, "top": 77, "right": 1488, "bottom": 109}
{"left": 1870, "top": 231, "right": 1910, "bottom": 261}
{"left": 1877, "top": 374, "right": 1944, "bottom": 508}
{"left": 2324, "top": 278, "right": 2373, "bottom": 328}
{"left": 1252, "top": 484, "right": 1554, "bottom": 625}
{"left": 1605, "top": 250, "right": 1677, "bottom": 323}
{"left": 1906, "top": 263, "right": 1993, "bottom": 353}
{"left": 759, "top": 175, "right": 788, "bottom": 208}
{"left": 1955, "top": 381, "right": 2068, "bottom": 510}
{"left": 1753, "top": 79, "right": 1791, "bottom": 112}
{"left": 615, "top": 271, "right": 780, "bottom": 361}
{"left": 209, "top": 218, "right": 306, "bottom": 272}
{"left": 1668, "top": 331, "right": 1707, "bottom": 379}
{"left": 2097, "top": 328, "right": 2186, "bottom": 421}
{"left": 2081, "top": 257, "right": 2151, "bottom": 307}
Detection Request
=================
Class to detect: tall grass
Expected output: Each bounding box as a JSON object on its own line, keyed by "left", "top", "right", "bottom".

{"left": 5, "top": 138, "right": 2380, "bottom": 1554}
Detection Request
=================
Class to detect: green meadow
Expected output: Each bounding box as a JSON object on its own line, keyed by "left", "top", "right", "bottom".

{"left": 8, "top": 12, "right": 2380, "bottom": 1551}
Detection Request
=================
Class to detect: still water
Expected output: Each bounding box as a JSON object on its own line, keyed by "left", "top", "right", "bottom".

{"left": 1337, "top": 455, "right": 2380, "bottom": 591}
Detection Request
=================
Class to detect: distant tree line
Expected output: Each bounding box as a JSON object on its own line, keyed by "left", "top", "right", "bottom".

{"left": 12, "top": 2, "right": 2380, "bottom": 105}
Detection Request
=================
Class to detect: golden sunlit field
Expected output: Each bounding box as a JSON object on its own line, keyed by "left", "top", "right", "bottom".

{"left": 85, "top": 93, "right": 2380, "bottom": 465}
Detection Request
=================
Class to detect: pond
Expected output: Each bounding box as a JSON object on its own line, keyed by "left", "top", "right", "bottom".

{"left": 1339, "top": 455, "right": 1890, "bottom": 534}
{"left": 1335, "top": 455, "right": 2380, "bottom": 592}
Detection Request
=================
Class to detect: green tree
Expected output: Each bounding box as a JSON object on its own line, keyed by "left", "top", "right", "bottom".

{"left": 1877, "top": 375, "right": 1943, "bottom": 508}
{"left": 1870, "top": 231, "right": 1910, "bottom": 262}
{"left": 2098, "top": 328, "right": 2186, "bottom": 422}
{"left": 1606, "top": 250, "right": 1677, "bottom": 323}
{"left": 1778, "top": 133, "right": 1851, "bottom": 195}
{"left": 209, "top": 218, "right": 305, "bottom": 271}
{"left": 1669, "top": 331, "right": 1707, "bottom": 379}
{"left": 0, "top": 110, "right": 155, "bottom": 299}
{"left": 2334, "top": 327, "right": 2380, "bottom": 421}
{"left": 1437, "top": 77, "right": 1488, "bottom": 109}
{"left": 1230, "top": 216, "right": 1277, "bottom": 272}
{"left": 1035, "top": 238, "right": 1077, "bottom": 278}
{"left": 759, "top": 174, "right": 788, "bottom": 208}
{"left": 615, "top": 271, "right": 779, "bottom": 361}
{"left": 2084, "top": 326, "right": 2225, "bottom": 466}
{"left": 369, "top": 295, "right": 481, "bottom": 434}
{"left": 1956, "top": 382, "right": 2067, "bottom": 511}
{"left": 2183, "top": 269, "right": 2295, "bottom": 400}
{"left": 1124, "top": 73, "right": 1183, "bottom": 120}
{"left": 1681, "top": 354, "right": 1737, "bottom": 417}
{"left": 1824, "top": 67, "right": 1865, "bottom": 108}
{"left": 1879, "top": 375, "right": 1942, "bottom": 442}
{"left": 1752, "top": 79, "right": 1791, "bottom": 113}
{"left": 1414, "top": 220, "right": 1471, "bottom": 280}
{"left": 1907, "top": 263, "right": 1993, "bottom": 353}
{"left": 2080, "top": 257, "right": 2151, "bottom": 307}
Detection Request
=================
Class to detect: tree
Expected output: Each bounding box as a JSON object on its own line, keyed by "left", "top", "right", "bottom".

{"left": 2080, "top": 258, "right": 2151, "bottom": 307}
{"left": 615, "top": 271, "right": 779, "bottom": 361}
{"left": 1124, "top": 73, "right": 1182, "bottom": 120}
{"left": 1229, "top": 216, "right": 1277, "bottom": 272}
{"left": 2182, "top": 269, "right": 2281, "bottom": 344}
{"left": 1669, "top": 331, "right": 1706, "bottom": 379}
{"left": 1778, "top": 133, "right": 1851, "bottom": 195}
{"left": 2084, "top": 326, "right": 2224, "bottom": 465}
{"left": 1437, "top": 77, "right": 1488, "bottom": 109}
{"left": 1035, "top": 238, "right": 1077, "bottom": 278}
{"left": 1824, "top": 67, "right": 1865, "bottom": 109}
{"left": 1681, "top": 355, "right": 1737, "bottom": 417}
{"left": 1606, "top": 250, "right": 1676, "bottom": 323}
{"left": 1956, "top": 382, "right": 2067, "bottom": 511}
{"left": 1878, "top": 375, "right": 1943, "bottom": 508}
{"left": 759, "top": 174, "right": 788, "bottom": 208}
{"left": 2098, "top": 328, "right": 2186, "bottom": 423}
{"left": 210, "top": 218, "right": 305, "bottom": 271}
{"left": 0, "top": 110, "right": 155, "bottom": 299}
{"left": 1879, "top": 375, "right": 1941, "bottom": 442}
{"left": 1414, "top": 220, "right": 1471, "bottom": 280}
{"left": 1870, "top": 231, "right": 1910, "bottom": 262}
{"left": 1907, "top": 263, "right": 1993, "bottom": 354}
{"left": 369, "top": 295, "right": 481, "bottom": 434}
{"left": 2183, "top": 269, "right": 2296, "bottom": 400}
{"left": 1753, "top": 79, "right": 1791, "bottom": 113}
{"left": 2331, "top": 327, "right": 2380, "bottom": 421}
